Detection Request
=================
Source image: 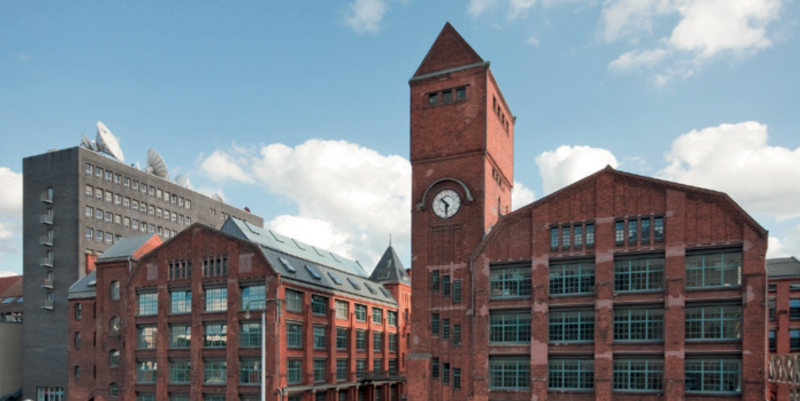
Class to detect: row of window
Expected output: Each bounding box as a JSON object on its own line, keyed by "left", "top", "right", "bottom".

{"left": 430, "top": 272, "right": 462, "bottom": 303}
{"left": 768, "top": 298, "right": 800, "bottom": 320}
{"left": 286, "top": 289, "right": 398, "bottom": 326}
{"left": 84, "top": 191, "right": 192, "bottom": 225}
{"left": 483, "top": 305, "right": 742, "bottom": 343}
{"left": 430, "top": 314, "right": 462, "bottom": 345}
{"left": 768, "top": 328, "right": 800, "bottom": 350}
{"left": 550, "top": 223, "right": 595, "bottom": 251}
{"left": 427, "top": 86, "right": 466, "bottom": 107}
{"left": 430, "top": 358, "right": 462, "bottom": 389}
{"left": 85, "top": 162, "right": 192, "bottom": 209}
{"left": 488, "top": 356, "right": 740, "bottom": 393}
{"left": 491, "top": 95, "right": 511, "bottom": 132}
{"left": 93, "top": 385, "right": 394, "bottom": 401}
{"left": 614, "top": 216, "right": 665, "bottom": 246}
{"left": 490, "top": 252, "right": 742, "bottom": 299}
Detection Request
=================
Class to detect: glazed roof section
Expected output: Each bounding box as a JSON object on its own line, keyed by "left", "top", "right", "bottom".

{"left": 767, "top": 256, "right": 800, "bottom": 278}
{"left": 222, "top": 218, "right": 397, "bottom": 306}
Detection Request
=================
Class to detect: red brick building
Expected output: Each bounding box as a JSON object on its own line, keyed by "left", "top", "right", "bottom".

{"left": 406, "top": 23, "right": 768, "bottom": 401}
{"left": 68, "top": 219, "right": 411, "bottom": 401}
{"left": 766, "top": 256, "right": 800, "bottom": 400}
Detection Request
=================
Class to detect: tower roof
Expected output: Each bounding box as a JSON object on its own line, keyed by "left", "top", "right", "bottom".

{"left": 369, "top": 245, "right": 410, "bottom": 284}
{"left": 413, "top": 22, "right": 485, "bottom": 78}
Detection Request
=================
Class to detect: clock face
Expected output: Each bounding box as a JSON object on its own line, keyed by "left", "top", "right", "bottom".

{"left": 432, "top": 189, "right": 461, "bottom": 219}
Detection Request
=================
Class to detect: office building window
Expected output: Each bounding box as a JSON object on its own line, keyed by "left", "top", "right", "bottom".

{"left": 337, "top": 328, "right": 348, "bottom": 350}
{"left": 453, "top": 324, "right": 461, "bottom": 346}
{"left": 490, "top": 311, "right": 531, "bottom": 343}
{"left": 240, "top": 359, "right": 262, "bottom": 384}
{"left": 205, "top": 288, "right": 227, "bottom": 312}
{"left": 686, "top": 252, "right": 742, "bottom": 289}
{"left": 490, "top": 265, "right": 532, "bottom": 299}
{"left": 790, "top": 299, "right": 800, "bottom": 319}
{"left": 241, "top": 322, "right": 262, "bottom": 348}
{"left": 489, "top": 357, "right": 530, "bottom": 389}
{"left": 431, "top": 270, "right": 439, "bottom": 291}
{"left": 615, "top": 221, "right": 625, "bottom": 245}
{"left": 373, "top": 308, "right": 383, "bottom": 324}
{"left": 241, "top": 285, "right": 265, "bottom": 310}
{"left": 169, "top": 359, "right": 191, "bottom": 383}
{"left": 288, "top": 360, "right": 302, "bottom": 384}
{"left": 204, "top": 323, "right": 227, "bottom": 348}
{"left": 287, "top": 323, "right": 302, "bottom": 348}
{"left": 613, "top": 359, "right": 663, "bottom": 392}
{"left": 685, "top": 358, "right": 741, "bottom": 394}
{"left": 453, "top": 280, "right": 462, "bottom": 303}
{"left": 614, "top": 257, "right": 665, "bottom": 292}
{"left": 550, "top": 310, "right": 594, "bottom": 342}
{"left": 356, "top": 360, "right": 366, "bottom": 379}
{"left": 443, "top": 363, "right": 450, "bottom": 385}
{"left": 286, "top": 290, "right": 302, "bottom": 312}
{"left": 549, "top": 359, "right": 594, "bottom": 390}
{"left": 169, "top": 325, "right": 191, "bottom": 348}
{"left": 443, "top": 275, "right": 451, "bottom": 296}
{"left": 443, "top": 319, "right": 450, "bottom": 339}
{"left": 137, "top": 326, "right": 157, "bottom": 349}
{"left": 354, "top": 304, "right": 367, "bottom": 321}
{"left": 170, "top": 290, "right": 191, "bottom": 314}
{"left": 356, "top": 331, "right": 366, "bottom": 351}
{"left": 769, "top": 330, "right": 776, "bottom": 350}
{"left": 685, "top": 305, "right": 741, "bottom": 340}
{"left": 389, "top": 333, "right": 397, "bottom": 352}
{"left": 312, "top": 295, "right": 328, "bottom": 315}
{"left": 549, "top": 262, "right": 595, "bottom": 295}
{"left": 204, "top": 359, "right": 226, "bottom": 384}
{"left": 388, "top": 310, "right": 397, "bottom": 326}
{"left": 792, "top": 329, "right": 800, "bottom": 350}
{"left": 614, "top": 309, "right": 664, "bottom": 341}
{"left": 314, "top": 326, "right": 327, "bottom": 349}
{"left": 314, "top": 360, "right": 326, "bottom": 382}
{"left": 137, "top": 293, "right": 157, "bottom": 316}
{"left": 136, "top": 361, "right": 157, "bottom": 383}
{"left": 432, "top": 313, "right": 439, "bottom": 335}
{"left": 337, "top": 359, "right": 348, "bottom": 381}
{"left": 373, "top": 331, "right": 382, "bottom": 351}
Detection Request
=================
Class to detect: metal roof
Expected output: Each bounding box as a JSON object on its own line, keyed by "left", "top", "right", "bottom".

{"left": 68, "top": 270, "right": 97, "bottom": 299}
{"left": 97, "top": 235, "right": 158, "bottom": 262}
{"left": 369, "top": 245, "right": 410, "bottom": 285}
{"left": 767, "top": 256, "right": 800, "bottom": 278}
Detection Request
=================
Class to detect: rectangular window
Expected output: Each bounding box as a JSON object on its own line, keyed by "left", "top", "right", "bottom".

{"left": 132, "top": 180, "right": 138, "bottom": 190}
{"left": 432, "top": 313, "right": 439, "bottom": 335}
{"left": 614, "top": 309, "right": 664, "bottom": 341}
{"left": 613, "top": 359, "right": 663, "bottom": 391}
{"left": 170, "top": 290, "right": 191, "bottom": 314}
{"left": 287, "top": 360, "right": 302, "bottom": 384}
{"left": 241, "top": 285, "right": 266, "bottom": 310}
{"left": 443, "top": 319, "right": 450, "bottom": 339}
{"left": 614, "top": 257, "right": 665, "bottom": 292}
{"left": 337, "top": 328, "right": 348, "bottom": 350}
{"left": 136, "top": 361, "right": 157, "bottom": 383}
{"left": 453, "top": 368, "right": 461, "bottom": 389}
{"left": 489, "top": 357, "right": 530, "bottom": 389}
{"left": 443, "top": 363, "right": 450, "bottom": 385}
{"left": 453, "top": 324, "right": 461, "bottom": 346}
{"left": 169, "top": 325, "right": 191, "bottom": 348}
{"left": 490, "top": 265, "right": 532, "bottom": 299}
{"left": 240, "top": 359, "right": 262, "bottom": 384}
{"left": 442, "top": 275, "right": 451, "bottom": 296}
{"left": 685, "top": 305, "right": 742, "bottom": 340}
{"left": 490, "top": 311, "right": 531, "bottom": 343}
{"left": 453, "top": 281, "right": 462, "bottom": 303}
{"left": 287, "top": 323, "right": 302, "bottom": 348}
{"left": 137, "top": 326, "right": 157, "bottom": 349}
{"left": 586, "top": 224, "right": 595, "bottom": 247}
{"left": 574, "top": 225, "right": 583, "bottom": 247}
{"left": 456, "top": 87, "right": 466, "bottom": 99}
{"left": 768, "top": 298, "right": 775, "bottom": 319}
{"left": 85, "top": 185, "right": 93, "bottom": 197}
{"left": 550, "top": 227, "right": 559, "bottom": 250}
{"left": 312, "top": 295, "right": 328, "bottom": 315}
{"left": 85, "top": 163, "right": 93, "bottom": 175}
{"left": 431, "top": 271, "right": 440, "bottom": 291}
{"left": 615, "top": 221, "right": 625, "bottom": 245}
{"left": 105, "top": 170, "right": 112, "bottom": 181}
{"left": 205, "top": 288, "right": 227, "bottom": 312}
{"left": 428, "top": 93, "right": 438, "bottom": 106}
{"left": 356, "top": 360, "right": 366, "bottom": 379}
{"left": 549, "top": 310, "right": 594, "bottom": 342}
{"left": 389, "top": 359, "right": 398, "bottom": 375}
{"left": 389, "top": 333, "right": 397, "bottom": 352}
{"left": 769, "top": 330, "right": 776, "bottom": 350}
{"left": 85, "top": 206, "right": 93, "bottom": 218}
{"left": 443, "top": 90, "right": 452, "bottom": 103}
{"left": 432, "top": 358, "right": 439, "bottom": 378}
{"left": 337, "top": 359, "right": 348, "bottom": 381}
{"left": 654, "top": 217, "right": 664, "bottom": 241}
{"left": 792, "top": 329, "right": 800, "bottom": 350}
{"left": 549, "top": 262, "right": 595, "bottom": 295}
{"left": 124, "top": 177, "right": 130, "bottom": 187}
{"left": 204, "top": 323, "right": 227, "bottom": 347}
{"left": 628, "top": 220, "right": 638, "bottom": 244}
{"left": 286, "top": 289, "right": 302, "bottom": 312}
{"left": 685, "top": 358, "right": 741, "bottom": 394}
{"left": 137, "top": 293, "right": 158, "bottom": 316}
{"left": 314, "top": 326, "right": 327, "bottom": 349}
{"left": 96, "top": 167, "right": 103, "bottom": 178}
{"left": 240, "top": 322, "right": 262, "bottom": 348}
{"left": 562, "top": 226, "right": 571, "bottom": 248}
{"left": 204, "top": 359, "right": 227, "bottom": 384}
{"left": 641, "top": 218, "right": 651, "bottom": 243}
{"left": 314, "top": 360, "right": 326, "bottom": 382}
{"left": 790, "top": 299, "right": 800, "bottom": 319}
{"left": 86, "top": 227, "right": 93, "bottom": 239}
{"left": 335, "top": 300, "right": 348, "bottom": 320}
{"left": 388, "top": 310, "right": 397, "bottom": 326}
{"left": 356, "top": 331, "right": 366, "bottom": 351}
{"left": 169, "top": 359, "right": 191, "bottom": 383}
{"left": 373, "top": 308, "right": 382, "bottom": 324}
{"left": 549, "top": 359, "right": 594, "bottom": 390}
{"left": 373, "top": 332, "right": 382, "bottom": 351}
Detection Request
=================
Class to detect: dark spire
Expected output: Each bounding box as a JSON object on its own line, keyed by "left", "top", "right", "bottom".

{"left": 369, "top": 245, "right": 410, "bottom": 284}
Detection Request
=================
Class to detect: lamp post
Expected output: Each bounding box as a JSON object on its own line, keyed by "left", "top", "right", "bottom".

{"left": 245, "top": 302, "right": 267, "bottom": 401}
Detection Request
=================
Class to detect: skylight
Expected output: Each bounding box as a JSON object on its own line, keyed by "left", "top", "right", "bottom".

{"left": 379, "top": 287, "right": 391, "bottom": 298}
{"left": 16, "top": 297, "right": 22, "bottom": 303}
{"left": 364, "top": 283, "right": 376, "bottom": 295}
{"left": 328, "top": 272, "right": 343, "bottom": 285}
{"left": 1, "top": 298, "right": 14, "bottom": 304}
{"left": 305, "top": 264, "right": 321, "bottom": 280}
{"left": 279, "top": 257, "right": 297, "bottom": 274}
{"left": 347, "top": 277, "right": 361, "bottom": 290}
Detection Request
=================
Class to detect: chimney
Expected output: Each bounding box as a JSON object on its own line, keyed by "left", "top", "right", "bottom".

{"left": 85, "top": 252, "right": 98, "bottom": 274}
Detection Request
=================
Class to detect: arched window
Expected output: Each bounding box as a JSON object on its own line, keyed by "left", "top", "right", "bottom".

{"left": 109, "top": 317, "right": 120, "bottom": 333}
{"left": 110, "top": 281, "right": 120, "bottom": 300}
{"left": 109, "top": 382, "right": 119, "bottom": 398}
{"left": 109, "top": 350, "right": 120, "bottom": 367}
{"left": 75, "top": 332, "right": 81, "bottom": 348}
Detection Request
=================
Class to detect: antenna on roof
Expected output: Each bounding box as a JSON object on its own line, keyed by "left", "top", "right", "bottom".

{"left": 389, "top": 234, "right": 392, "bottom": 247}
{"left": 145, "top": 149, "right": 169, "bottom": 179}
{"left": 95, "top": 122, "right": 125, "bottom": 162}
{"left": 174, "top": 174, "right": 191, "bottom": 188}
{"left": 80, "top": 133, "right": 95, "bottom": 151}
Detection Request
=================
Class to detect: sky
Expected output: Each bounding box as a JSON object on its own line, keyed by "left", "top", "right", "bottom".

{"left": 1, "top": 0, "right": 799, "bottom": 277}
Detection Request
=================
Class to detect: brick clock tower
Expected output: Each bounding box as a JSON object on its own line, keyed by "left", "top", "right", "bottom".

{"left": 407, "top": 23, "right": 514, "bottom": 401}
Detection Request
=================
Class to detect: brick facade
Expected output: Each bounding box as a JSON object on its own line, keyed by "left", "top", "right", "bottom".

{"left": 407, "top": 24, "right": 768, "bottom": 401}
{"left": 766, "top": 257, "right": 800, "bottom": 400}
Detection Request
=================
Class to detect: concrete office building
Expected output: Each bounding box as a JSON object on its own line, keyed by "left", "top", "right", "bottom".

{"left": 67, "top": 218, "right": 410, "bottom": 401}
{"left": 23, "top": 141, "right": 263, "bottom": 400}
{"left": 406, "top": 24, "right": 768, "bottom": 401}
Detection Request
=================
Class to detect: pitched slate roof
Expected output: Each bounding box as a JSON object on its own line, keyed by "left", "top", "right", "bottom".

{"left": 222, "top": 218, "right": 397, "bottom": 306}
{"left": 0, "top": 275, "right": 22, "bottom": 298}
{"left": 767, "top": 256, "right": 800, "bottom": 278}
{"left": 97, "top": 235, "right": 160, "bottom": 262}
{"left": 369, "top": 246, "right": 410, "bottom": 285}
{"left": 68, "top": 270, "right": 97, "bottom": 299}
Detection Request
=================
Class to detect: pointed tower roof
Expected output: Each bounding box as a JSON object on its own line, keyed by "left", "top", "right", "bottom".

{"left": 413, "top": 22, "right": 485, "bottom": 78}
{"left": 369, "top": 245, "right": 411, "bottom": 284}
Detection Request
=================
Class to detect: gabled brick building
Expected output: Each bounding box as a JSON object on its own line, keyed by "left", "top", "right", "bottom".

{"left": 766, "top": 256, "right": 800, "bottom": 400}
{"left": 406, "top": 23, "right": 768, "bottom": 401}
{"left": 68, "top": 218, "right": 411, "bottom": 401}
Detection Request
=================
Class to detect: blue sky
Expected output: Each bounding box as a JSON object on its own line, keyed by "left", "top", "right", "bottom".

{"left": 1, "top": 0, "right": 799, "bottom": 276}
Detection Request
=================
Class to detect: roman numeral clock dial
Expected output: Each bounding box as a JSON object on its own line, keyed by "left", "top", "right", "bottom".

{"left": 432, "top": 189, "right": 461, "bottom": 219}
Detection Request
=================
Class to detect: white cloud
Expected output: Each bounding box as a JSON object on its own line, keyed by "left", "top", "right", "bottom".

{"left": 199, "top": 139, "right": 411, "bottom": 271}
{"left": 468, "top": 0, "right": 538, "bottom": 20}
{"left": 658, "top": 121, "right": 800, "bottom": 221}
{"left": 535, "top": 145, "right": 619, "bottom": 194}
{"left": 769, "top": 225, "right": 800, "bottom": 259}
{"left": 526, "top": 35, "right": 541, "bottom": 46}
{"left": 0, "top": 271, "right": 18, "bottom": 277}
{"left": 344, "top": 0, "right": 389, "bottom": 34}
{"left": 604, "top": 0, "right": 784, "bottom": 83}
{"left": 0, "top": 168, "right": 22, "bottom": 266}
{"left": 511, "top": 181, "right": 535, "bottom": 210}
{"left": 199, "top": 151, "right": 253, "bottom": 183}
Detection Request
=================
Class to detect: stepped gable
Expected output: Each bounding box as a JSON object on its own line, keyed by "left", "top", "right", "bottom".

{"left": 413, "top": 22, "right": 485, "bottom": 78}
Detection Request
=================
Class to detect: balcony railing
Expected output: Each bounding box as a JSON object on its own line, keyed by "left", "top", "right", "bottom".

{"left": 41, "top": 192, "right": 53, "bottom": 203}
{"left": 40, "top": 257, "right": 53, "bottom": 267}
{"left": 41, "top": 299, "right": 53, "bottom": 310}
{"left": 362, "top": 370, "right": 405, "bottom": 382}
{"left": 42, "top": 278, "right": 54, "bottom": 289}
{"left": 40, "top": 214, "right": 53, "bottom": 225}
{"left": 40, "top": 235, "right": 53, "bottom": 246}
